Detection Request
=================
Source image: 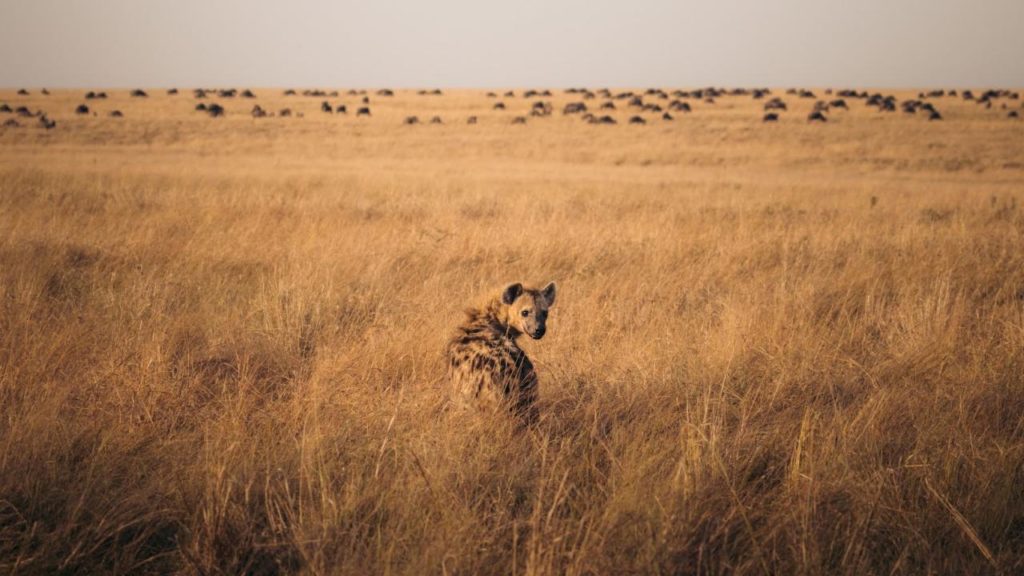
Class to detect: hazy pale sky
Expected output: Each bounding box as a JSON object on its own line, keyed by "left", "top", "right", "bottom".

{"left": 2, "top": 0, "right": 1022, "bottom": 88}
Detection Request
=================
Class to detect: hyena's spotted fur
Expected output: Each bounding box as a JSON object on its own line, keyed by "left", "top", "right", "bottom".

{"left": 447, "top": 282, "right": 557, "bottom": 421}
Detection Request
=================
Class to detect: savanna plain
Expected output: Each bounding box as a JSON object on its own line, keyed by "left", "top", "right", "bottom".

{"left": 1, "top": 88, "right": 1023, "bottom": 575}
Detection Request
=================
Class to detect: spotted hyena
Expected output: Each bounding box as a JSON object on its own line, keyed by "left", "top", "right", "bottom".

{"left": 447, "top": 282, "right": 557, "bottom": 422}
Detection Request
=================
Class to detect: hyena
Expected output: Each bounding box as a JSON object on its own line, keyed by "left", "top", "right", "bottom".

{"left": 447, "top": 282, "right": 557, "bottom": 422}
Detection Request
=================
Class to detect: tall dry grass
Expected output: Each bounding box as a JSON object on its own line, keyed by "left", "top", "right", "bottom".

{"left": 1, "top": 88, "right": 1023, "bottom": 574}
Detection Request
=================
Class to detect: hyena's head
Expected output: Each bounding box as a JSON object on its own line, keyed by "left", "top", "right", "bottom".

{"left": 501, "top": 282, "right": 557, "bottom": 339}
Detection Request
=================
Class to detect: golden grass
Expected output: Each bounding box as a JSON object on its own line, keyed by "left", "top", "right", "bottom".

{"left": 1, "top": 88, "right": 1024, "bottom": 574}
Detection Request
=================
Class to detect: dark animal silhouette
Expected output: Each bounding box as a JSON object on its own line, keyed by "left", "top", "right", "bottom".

{"left": 39, "top": 115, "right": 56, "bottom": 129}
{"left": 207, "top": 104, "right": 225, "bottom": 117}
{"left": 629, "top": 116, "right": 646, "bottom": 124}
{"left": 808, "top": 111, "right": 828, "bottom": 122}
{"left": 75, "top": 104, "right": 90, "bottom": 115}
{"left": 763, "top": 113, "right": 779, "bottom": 122}
{"left": 109, "top": 110, "right": 123, "bottom": 118}
{"left": 131, "top": 89, "right": 148, "bottom": 98}
{"left": 357, "top": 107, "right": 371, "bottom": 116}
{"left": 563, "top": 102, "right": 587, "bottom": 114}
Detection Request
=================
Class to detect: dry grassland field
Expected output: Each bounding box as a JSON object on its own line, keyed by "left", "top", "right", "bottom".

{"left": 1, "top": 87, "right": 1024, "bottom": 575}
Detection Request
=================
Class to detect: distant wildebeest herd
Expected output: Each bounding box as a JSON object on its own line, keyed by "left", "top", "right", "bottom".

{"left": 1, "top": 86, "right": 1022, "bottom": 130}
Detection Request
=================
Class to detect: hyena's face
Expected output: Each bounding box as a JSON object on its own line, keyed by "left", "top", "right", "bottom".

{"left": 502, "top": 282, "right": 557, "bottom": 339}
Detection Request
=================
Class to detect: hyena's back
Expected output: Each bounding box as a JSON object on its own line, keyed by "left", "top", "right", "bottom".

{"left": 446, "top": 323, "right": 537, "bottom": 417}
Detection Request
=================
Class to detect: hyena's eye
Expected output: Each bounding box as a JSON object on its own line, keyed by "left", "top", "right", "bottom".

{"left": 521, "top": 309, "right": 530, "bottom": 317}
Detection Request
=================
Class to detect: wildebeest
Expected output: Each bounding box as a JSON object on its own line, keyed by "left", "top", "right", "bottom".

{"left": 830, "top": 99, "right": 848, "bottom": 110}
{"left": 335, "top": 105, "right": 347, "bottom": 114}
{"left": 600, "top": 101, "right": 616, "bottom": 110}
{"left": 504, "top": 91, "right": 515, "bottom": 97}
{"left": 530, "top": 101, "right": 552, "bottom": 116}
{"left": 251, "top": 105, "right": 268, "bottom": 118}
{"left": 764, "top": 98, "right": 787, "bottom": 111}
{"left": 377, "top": 89, "right": 394, "bottom": 96}
{"left": 195, "top": 103, "right": 207, "bottom": 111}
{"left": 763, "top": 113, "right": 779, "bottom": 122}
{"left": 493, "top": 102, "right": 506, "bottom": 110}
{"left": 629, "top": 116, "right": 646, "bottom": 125}
{"left": 486, "top": 92, "right": 497, "bottom": 98}
{"left": 467, "top": 116, "right": 478, "bottom": 124}
{"left": 808, "top": 111, "right": 828, "bottom": 122}
{"left": 194, "top": 89, "right": 207, "bottom": 99}
{"left": 17, "top": 89, "right": 29, "bottom": 95}
{"left": 41, "top": 88, "right": 50, "bottom": 96}
{"left": 357, "top": 107, "right": 371, "bottom": 116}
{"left": 361, "top": 96, "right": 370, "bottom": 104}
{"left": 284, "top": 89, "right": 297, "bottom": 96}
{"left": 591, "top": 115, "right": 616, "bottom": 125}
{"left": 404, "top": 116, "right": 419, "bottom": 125}
{"left": 207, "top": 104, "right": 225, "bottom": 117}
{"left": 563, "top": 102, "right": 587, "bottom": 114}
{"left": 2, "top": 119, "right": 20, "bottom": 127}
{"left": 131, "top": 89, "right": 148, "bottom": 98}
{"left": 662, "top": 112, "right": 674, "bottom": 121}
{"left": 279, "top": 108, "right": 293, "bottom": 117}
{"left": 39, "top": 115, "right": 56, "bottom": 129}
{"left": 669, "top": 101, "right": 692, "bottom": 112}
{"left": 241, "top": 89, "right": 256, "bottom": 98}
{"left": 16, "top": 107, "right": 34, "bottom": 117}
{"left": 109, "top": 110, "right": 123, "bottom": 118}
{"left": 928, "top": 110, "right": 943, "bottom": 121}
{"left": 75, "top": 104, "right": 90, "bottom": 115}
{"left": 0, "top": 104, "right": 11, "bottom": 113}
{"left": 168, "top": 88, "right": 179, "bottom": 95}
{"left": 512, "top": 116, "right": 527, "bottom": 124}
{"left": 218, "top": 89, "right": 237, "bottom": 98}
{"left": 1010, "top": 111, "right": 1020, "bottom": 119}
{"left": 321, "top": 101, "right": 332, "bottom": 113}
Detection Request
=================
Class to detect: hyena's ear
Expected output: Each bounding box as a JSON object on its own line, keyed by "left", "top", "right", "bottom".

{"left": 542, "top": 281, "right": 557, "bottom": 306}
{"left": 502, "top": 282, "right": 524, "bottom": 305}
